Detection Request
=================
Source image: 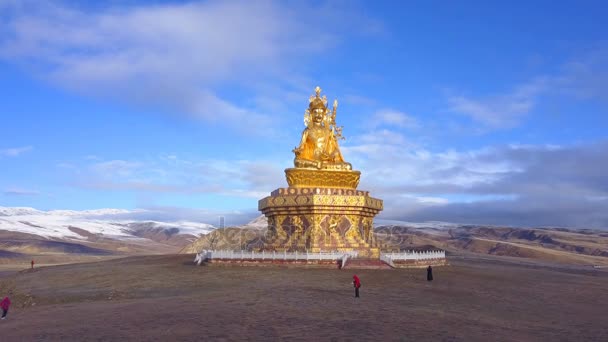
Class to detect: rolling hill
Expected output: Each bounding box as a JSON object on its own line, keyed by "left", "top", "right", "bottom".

{"left": 0, "top": 207, "right": 215, "bottom": 263}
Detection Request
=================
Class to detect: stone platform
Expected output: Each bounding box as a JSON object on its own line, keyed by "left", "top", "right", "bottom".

{"left": 207, "top": 259, "right": 341, "bottom": 269}
{"left": 392, "top": 258, "right": 449, "bottom": 268}
{"left": 342, "top": 258, "right": 393, "bottom": 270}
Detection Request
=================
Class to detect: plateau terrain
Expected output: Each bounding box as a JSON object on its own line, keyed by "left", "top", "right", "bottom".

{"left": 0, "top": 254, "right": 606, "bottom": 341}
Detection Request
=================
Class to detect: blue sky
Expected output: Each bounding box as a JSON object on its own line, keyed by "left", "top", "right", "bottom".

{"left": 1, "top": 0, "right": 607, "bottom": 227}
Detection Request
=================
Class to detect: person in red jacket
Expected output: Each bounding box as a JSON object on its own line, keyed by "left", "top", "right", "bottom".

{"left": 1, "top": 296, "right": 10, "bottom": 319}
{"left": 352, "top": 275, "right": 361, "bottom": 298}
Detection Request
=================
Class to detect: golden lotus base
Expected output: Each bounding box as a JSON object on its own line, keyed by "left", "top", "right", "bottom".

{"left": 285, "top": 168, "right": 360, "bottom": 189}
{"left": 258, "top": 186, "right": 383, "bottom": 258}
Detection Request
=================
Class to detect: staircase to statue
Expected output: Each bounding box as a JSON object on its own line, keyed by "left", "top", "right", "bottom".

{"left": 342, "top": 258, "right": 393, "bottom": 270}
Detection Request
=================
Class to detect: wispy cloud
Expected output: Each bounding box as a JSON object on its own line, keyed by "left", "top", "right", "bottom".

{"left": 102, "top": 205, "right": 259, "bottom": 226}
{"left": 0, "top": 146, "right": 33, "bottom": 157}
{"left": 446, "top": 46, "right": 608, "bottom": 131}
{"left": 3, "top": 188, "right": 40, "bottom": 196}
{"left": 0, "top": 1, "right": 382, "bottom": 132}
{"left": 447, "top": 78, "right": 547, "bottom": 129}
{"left": 555, "top": 47, "right": 608, "bottom": 102}
{"left": 91, "top": 160, "right": 143, "bottom": 178}
{"left": 372, "top": 109, "right": 419, "bottom": 129}
{"left": 342, "top": 94, "right": 376, "bottom": 106}
{"left": 62, "top": 155, "right": 285, "bottom": 198}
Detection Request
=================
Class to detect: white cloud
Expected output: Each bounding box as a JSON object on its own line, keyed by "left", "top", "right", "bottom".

{"left": 372, "top": 109, "right": 419, "bottom": 129}
{"left": 0, "top": 145, "right": 32, "bottom": 157}
{"left": 0, "top": 1, "right": 381, "bottom": 132}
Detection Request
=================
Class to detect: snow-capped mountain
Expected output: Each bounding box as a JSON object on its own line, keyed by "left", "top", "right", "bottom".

{"left": 46, "top": 208, "right": 137, "bottom": 217}
{"left": 0, "top": 206, "right": 46, "bottom": 216}
{"left": 237, "top": 215, "right": 268, "bottom": 229}
{"left": 0, "top": 206, "right": 215, "bottom": 240}
{"left": 0, "top": 206, "right": 218, "bottom": 258}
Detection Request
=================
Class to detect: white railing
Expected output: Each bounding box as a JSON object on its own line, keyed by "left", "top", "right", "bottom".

{"left": 380, "top": 250, "right": 446, "bottom": 263}
{"left": 341, "top": 253, "right": 350, "bottom": 269}
{"left": 379, "top": 253, "right": 396, "bottom": 268}
{"left": 195, "top": 250, "right": 359, "bottom": 264}
{"left": 194, "top": 252, "right": 204, "bottom": 265}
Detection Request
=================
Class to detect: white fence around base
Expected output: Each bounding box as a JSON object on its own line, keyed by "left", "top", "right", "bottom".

{"left": 380, "top": 250, "right": 445, "bottom": 263}
{"left": 341, "top": 253, "right": 351, "bottom": 269}
{"left": 379, "top": 254, "right": 396, "bottom": 268}
{"left": 195, "top": 250, "right": 359, "bottom": 265}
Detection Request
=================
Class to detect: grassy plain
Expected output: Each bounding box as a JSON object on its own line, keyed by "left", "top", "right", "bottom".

{"left": 0, "top": 254, "right": 606, "bottom": 341}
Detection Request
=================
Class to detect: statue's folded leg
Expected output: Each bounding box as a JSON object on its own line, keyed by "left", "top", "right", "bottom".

{"left": 294, "top": 158, "right": 321, "bottom": 169}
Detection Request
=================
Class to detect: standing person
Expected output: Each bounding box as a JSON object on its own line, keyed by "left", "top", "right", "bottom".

{"left": 427, "top": 265, "right": 433, "bottom": 281}
{"left": 1, "top": 296, "right": 10, "bottom": 320}
{"left": 352, "top": 275, "right": 361, "bottom": 298}
{"left": 31, "top": 259, "right": 34, "bottom": 269}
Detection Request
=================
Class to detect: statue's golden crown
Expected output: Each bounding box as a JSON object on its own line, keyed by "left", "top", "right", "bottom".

{"left": 308, "top": 86, "right": 328, "bottom": 109}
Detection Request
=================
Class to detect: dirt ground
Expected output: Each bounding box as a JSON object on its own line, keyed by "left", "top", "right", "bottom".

{"left": 0, "top": 254, "right": 606, "bottom": 341}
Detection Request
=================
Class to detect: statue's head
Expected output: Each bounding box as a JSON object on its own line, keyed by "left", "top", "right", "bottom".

{"left": 309, "top": 98, "right": 326, "bottom": 122}
{"left": 309, "top": 86, "right": 328, "bottom": 123}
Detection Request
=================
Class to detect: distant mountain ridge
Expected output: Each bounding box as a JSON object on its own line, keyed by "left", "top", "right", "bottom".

{"left": 2, "top": 207, "right": 607, "bottom": 267}
{"left": 0, "top": 206, "right": 217, "bottom": 259}
{"left": 0, "top": 207, "right": 45, "bottom": 216}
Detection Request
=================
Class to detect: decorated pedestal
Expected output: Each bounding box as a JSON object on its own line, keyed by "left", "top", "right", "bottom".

{"left": 258, "top": 185, "right": 382, "bottom": 257}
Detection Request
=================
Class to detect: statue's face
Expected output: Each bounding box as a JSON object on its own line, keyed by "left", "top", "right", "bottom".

{"left": 312, "top": 107, "right": 324, "bottom": 123}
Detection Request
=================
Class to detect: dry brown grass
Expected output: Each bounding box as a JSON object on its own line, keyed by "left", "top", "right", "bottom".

{"left": 0, "top": 254, "right": 606, "bottom": 341}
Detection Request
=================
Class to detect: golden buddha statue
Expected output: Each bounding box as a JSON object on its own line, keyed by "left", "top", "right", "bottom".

{"left": 293, "top": 86, "right": 352, "bottom": 170}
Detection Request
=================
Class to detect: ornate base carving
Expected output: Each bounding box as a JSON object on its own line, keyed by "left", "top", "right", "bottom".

{"left": 258, "top": 187, "right": 383, "bottom": 258}
{"left": 285, "top": 168, "right": 360, "bottom": 189}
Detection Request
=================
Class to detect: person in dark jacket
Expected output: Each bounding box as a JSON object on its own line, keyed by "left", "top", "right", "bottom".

{"left": 353, "top": 275, "right": 361, "bottom": 298}
{"left": 427, "top": 265, "right": 433, "bottom": 281}
{"left": 1, "top": 296, "right": 10, "bottom": 319}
